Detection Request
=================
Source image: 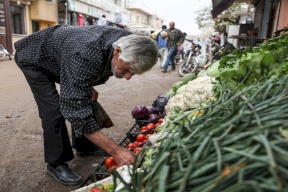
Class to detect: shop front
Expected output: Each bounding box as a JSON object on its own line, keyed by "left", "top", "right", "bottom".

{"left": 0, "top": 0, "right": 30, "bottom": 53}
{"left": 58, "top": 0, "right": 130, "bottom": 28}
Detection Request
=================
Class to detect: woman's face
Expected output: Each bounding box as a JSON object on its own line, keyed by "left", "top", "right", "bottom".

{"left": 111, "top": 47, "right": 135, "bottom": 80}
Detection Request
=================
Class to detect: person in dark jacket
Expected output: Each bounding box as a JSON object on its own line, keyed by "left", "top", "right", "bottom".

{"left": 14, "top": 25, "right": 158, "bottom": 186}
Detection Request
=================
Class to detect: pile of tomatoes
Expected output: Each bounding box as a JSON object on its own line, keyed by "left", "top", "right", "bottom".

{"left": 103, "top": 118, "right": 164, "bottom": 172}
{"left": 126, "top": 117, "right": 164, "bottom": 153}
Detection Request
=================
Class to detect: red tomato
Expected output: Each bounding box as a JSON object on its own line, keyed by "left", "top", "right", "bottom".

{"left": 137, "top": 141, "right": 143, "bottom": 146}
{"left": 136, "top": 134, "right": 146, "bottom": 142}
{"left": 141, "top": 129, "right": 148, "bottom": 133}
{"left": 145, "top": 134, "right": 152, "bottom": 140}
{"left": 105, "top": 157, "right": 115, "bottom": 167}
{"left": 126, "top": 143, "right": 133, "bottom": 149}
{"left": 146, "top": 123, "right": 155, "bottom": 130}
{"left": 132, "top": 141, "right": 139, "bottom": 148}
{"left": 133, "top": 147, "right": 142, "bottom": 154}
{"left": 155, "top": 123, "right": 160, "bottom": 127}
{"left": 158, "top": 118, "right": 164, "bottom": 124}
{"left": 91, "top": 187, "right": 102, "bottom": 192}
{"left": 141, "top": 125, "right": 147, "bottom": 130}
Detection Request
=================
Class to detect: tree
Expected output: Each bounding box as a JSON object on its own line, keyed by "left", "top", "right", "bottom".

{"left": 195, "top": 6, "right": 214, "bottom": 29}
{"left": 195, "top": 3, "right": 243, "bottom": 33}
{"left": 213, "top": 3, "right": 242, "bottom": 33}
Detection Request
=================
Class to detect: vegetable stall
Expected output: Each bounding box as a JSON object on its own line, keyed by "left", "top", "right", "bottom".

{"left": 74, "top": 34, "right": 288, "bottom": 192}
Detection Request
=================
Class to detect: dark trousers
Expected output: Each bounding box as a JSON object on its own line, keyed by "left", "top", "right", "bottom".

{"left": 15, "top": 57, "right": 75, "bottom": 163}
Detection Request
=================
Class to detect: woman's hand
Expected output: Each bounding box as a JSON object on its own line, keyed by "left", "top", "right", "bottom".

{"left": 92, "top": 87, "right": 98, "bottom": 101}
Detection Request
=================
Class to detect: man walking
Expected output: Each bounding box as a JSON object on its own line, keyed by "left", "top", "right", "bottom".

{"left": 162, "top": 22, "right": 185, "bottom": 73}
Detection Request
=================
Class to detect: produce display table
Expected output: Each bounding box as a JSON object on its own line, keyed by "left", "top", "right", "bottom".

{"left": 72, "top": 165, "right": 133, "bottom": 192}
{"left": 76, "top": 114, "right": 165, "bottom": 191}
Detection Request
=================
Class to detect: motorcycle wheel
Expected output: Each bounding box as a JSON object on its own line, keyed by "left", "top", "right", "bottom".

{"left": 178, "top": 59, "right": 199, "bottom": 77}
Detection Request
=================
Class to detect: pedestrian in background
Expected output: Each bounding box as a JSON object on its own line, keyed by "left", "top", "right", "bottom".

{"left": 162, "top": 22, "right": 185, "bottom": 73}
{"left": 157, "top": 25, "right": 168, "bottom": 68}
{"left": 97, "top": 15, "right": 108, "bottom": 26}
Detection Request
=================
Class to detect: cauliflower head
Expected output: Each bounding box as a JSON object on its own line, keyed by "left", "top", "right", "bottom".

{"left": 183, "top": 76, "right": 217, "bottom": 109}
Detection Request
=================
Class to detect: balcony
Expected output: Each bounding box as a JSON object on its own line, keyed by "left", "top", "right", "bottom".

{"left": 30, "top": 0, "right": 58, "bottom": 22}
{"left": 126, "top": 2, "right": 154, "bottom": 16}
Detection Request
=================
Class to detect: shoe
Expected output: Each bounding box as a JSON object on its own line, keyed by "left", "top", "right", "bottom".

{"left": 161, "top": 69, "right": 167, "bottom": 73}
{"left": 46, "top": 163, "right": 82, "bottom": 186}
{"left": 76, "top": 147, "right": 108, "bottom": 157}
{"left": 171, "top": 68, "right": 176, "bottom": 71}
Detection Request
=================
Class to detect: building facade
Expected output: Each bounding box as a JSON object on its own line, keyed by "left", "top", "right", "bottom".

{"left": 60, "top": 0, "right": 130, "bottom": 28}
{"left": 0, "top": 0, "right": 131, "bottom": 53}
{"left": 126, "top": 2, "right": 163, "bottom": 36}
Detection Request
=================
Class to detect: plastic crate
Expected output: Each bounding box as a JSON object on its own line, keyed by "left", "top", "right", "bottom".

{"left": 135, "top": 113, "right": 165, "bottom": 127}
{"left": 78, "top": 119, "right": 159, "bottom": 188}
{"left": 212, "top": 42, "right": 236, "bottom": 61}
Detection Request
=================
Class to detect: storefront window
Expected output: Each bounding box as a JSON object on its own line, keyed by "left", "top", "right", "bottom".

{"left": 0, "top": 2, "right": 25, "bottom": 35}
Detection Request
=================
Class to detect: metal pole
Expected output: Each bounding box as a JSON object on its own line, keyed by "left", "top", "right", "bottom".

{"left": 65, "top": 1, "right": 68, "bottom": 25}
{"left": 3, "top": 0, "right": 13, "bottom": 55}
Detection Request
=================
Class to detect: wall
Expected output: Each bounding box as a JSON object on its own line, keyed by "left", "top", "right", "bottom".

{"left": 276, "top": 0, "right": 288, "bottom": 30}
{"left": 105, "top": 0, "right": 122, "bottom": 6}
{"left": 129, "top": 10, "right": 148, "bottom": 26}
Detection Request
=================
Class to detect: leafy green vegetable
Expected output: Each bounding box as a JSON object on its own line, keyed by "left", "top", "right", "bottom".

{"left": 207, "top": 60, "right": 220, "bottom": 77}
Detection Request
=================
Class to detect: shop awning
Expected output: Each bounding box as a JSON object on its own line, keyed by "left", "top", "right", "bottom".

{"left": 211, "top": 0, "right": 257, "bottom": 19}
{"left": 211, "top": 0, "right": 235, "bottom": 19}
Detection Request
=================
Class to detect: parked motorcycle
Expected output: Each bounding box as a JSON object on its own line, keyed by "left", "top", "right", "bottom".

{"left": 0, "top": 44, "right": 11, "bottom": 60}
{"left": 178, "top": 41, "right": 208, "bottom": 77}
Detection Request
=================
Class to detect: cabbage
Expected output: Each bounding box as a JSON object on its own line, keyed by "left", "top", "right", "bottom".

{"left": 146, "top": 106, "right": 157, "bottom": 115}
{"left": 207, "top": 60, "right": 220, "bottom": 77}
{"left": 176, "top": 84, "right": 186, "bottom": 94}
{"left": 131, "top": 105, "right": 149, "bottom": 120}
{"left": 152, "top": 95, "right": 170, "bottom": 113}
{"left": 147, "top": 113, "right": 160, "bottom": 121}
{"left": 197, "top": 70, "right": 208, "bottom": 77}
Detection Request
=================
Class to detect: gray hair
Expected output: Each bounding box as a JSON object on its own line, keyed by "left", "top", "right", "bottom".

{"left": 112, "top": 34, "right": 158, "bottom": 74}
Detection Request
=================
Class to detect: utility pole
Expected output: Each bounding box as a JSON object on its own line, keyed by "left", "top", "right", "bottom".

{"left": 3, "top": 0, "right": 13, "bottom": 55}
{"left": 65, "top": 1, "right": 68, "bottom": 25}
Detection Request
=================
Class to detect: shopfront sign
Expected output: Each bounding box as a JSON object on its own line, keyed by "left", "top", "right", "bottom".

{"left": 67, "top": 0, "right": 130, "bottom": 24}
{"left": 68, "top": 0, "right": 99, "bottom": 18}
{"left": 115, "top": 13, "right": 130, "bottom": 25}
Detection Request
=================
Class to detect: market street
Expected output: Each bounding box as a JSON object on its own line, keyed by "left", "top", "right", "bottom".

{"left": 0, "top": 57, "right": 181, "bottom": 192}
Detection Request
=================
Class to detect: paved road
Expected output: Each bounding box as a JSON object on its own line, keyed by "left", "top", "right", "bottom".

{"left": 0, "top": 57, "right": 182, "bottom": 192}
